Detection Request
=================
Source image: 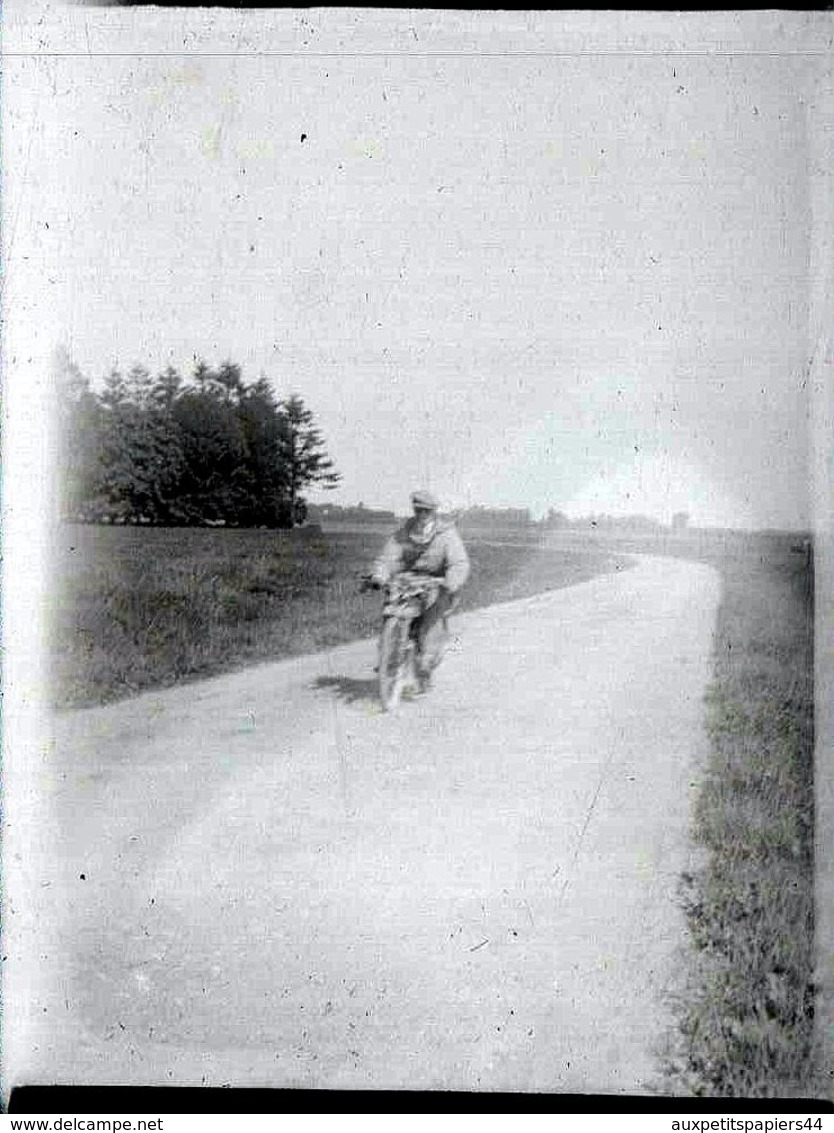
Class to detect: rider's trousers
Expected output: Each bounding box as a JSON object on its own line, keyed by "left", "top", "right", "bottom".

{"left": 414, "top": 590, "right": 453, "bottom": 676}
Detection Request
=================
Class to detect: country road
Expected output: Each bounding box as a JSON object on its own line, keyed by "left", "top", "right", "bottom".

{"left": 8, "top": 555, "right": 721, "bottom": 1095}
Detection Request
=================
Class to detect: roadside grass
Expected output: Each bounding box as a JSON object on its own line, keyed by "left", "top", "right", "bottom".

{"left": 657, "top": 538, "right": 820, "bottom": 1098}
{"left": 50, "top": 523, "right": 630, "bottom": 708}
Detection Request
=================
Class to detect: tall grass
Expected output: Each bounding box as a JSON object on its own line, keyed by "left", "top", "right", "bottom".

{"left": 50, "top": 524, "right": 629, "bottom": 708}
{"left": 661, "top": 542, "right": 821, "bottom": 1097}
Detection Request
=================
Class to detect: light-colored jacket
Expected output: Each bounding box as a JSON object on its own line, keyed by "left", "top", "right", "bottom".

{"left": 372, "top": 518, "right": 470, "bottom": 595}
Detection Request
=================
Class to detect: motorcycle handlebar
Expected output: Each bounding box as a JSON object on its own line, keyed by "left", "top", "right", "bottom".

{"left": 358, "top": 572, "right": 444, "bottom": 594}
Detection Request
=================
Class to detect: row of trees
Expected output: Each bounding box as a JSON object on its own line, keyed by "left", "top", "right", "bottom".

{"left": 56, "top": 352, "right": 341, "bottom": 527}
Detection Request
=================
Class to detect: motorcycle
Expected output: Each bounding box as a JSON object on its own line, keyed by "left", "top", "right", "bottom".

{"left": 361, "top": 571, "right": 443, "bottom": 711}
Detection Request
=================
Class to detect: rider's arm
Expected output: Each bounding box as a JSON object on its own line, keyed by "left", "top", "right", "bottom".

{"left": 442, "top": 527, "right": 470, "bottom": 594}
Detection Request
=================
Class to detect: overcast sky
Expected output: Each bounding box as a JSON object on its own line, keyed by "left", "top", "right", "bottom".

{"left": 7, "top": 6, "right": 830, "bottom": 528}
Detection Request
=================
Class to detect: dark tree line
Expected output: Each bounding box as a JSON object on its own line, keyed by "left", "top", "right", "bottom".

{"left": 56, "top": 352, "right": 340, "bottom": 527}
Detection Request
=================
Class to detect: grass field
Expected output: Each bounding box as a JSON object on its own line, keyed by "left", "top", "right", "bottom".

{"left": 652, "top": 534, "right": 820, "bottom": 1098}
{"left": 49, "top": 523, "right": 631, "bottom": 708}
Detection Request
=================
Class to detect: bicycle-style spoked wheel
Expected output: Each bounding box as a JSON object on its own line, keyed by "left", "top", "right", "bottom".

{"left": 378, "top": 616, "right": 407, "bottom": 711}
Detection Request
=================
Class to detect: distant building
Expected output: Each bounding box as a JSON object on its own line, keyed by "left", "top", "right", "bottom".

{"left": 308, "top": 503, "right": 397, "bottom": 525}
{"left": 672, "top": 512, "right": 690, "bottom": 531}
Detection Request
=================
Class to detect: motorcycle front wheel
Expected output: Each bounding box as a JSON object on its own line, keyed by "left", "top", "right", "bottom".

{"left": 378, "top": 617, "right": 407, "bottom": 711}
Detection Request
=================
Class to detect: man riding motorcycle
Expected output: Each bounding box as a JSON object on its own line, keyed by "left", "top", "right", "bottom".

{"left": 368, "top": 490, "right": 470, "bottom": 693}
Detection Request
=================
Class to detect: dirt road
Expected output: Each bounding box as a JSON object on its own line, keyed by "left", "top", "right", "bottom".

{"left": 9, "top": 555, "right": 721, "bottom": 1095}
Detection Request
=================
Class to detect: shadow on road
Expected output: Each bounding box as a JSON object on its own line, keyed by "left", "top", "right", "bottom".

{"left": 313, "top": 674, "right": 379, "bottom": 706}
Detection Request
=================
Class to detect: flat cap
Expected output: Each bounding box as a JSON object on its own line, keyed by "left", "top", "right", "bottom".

{"left": 411, "top": 489, "right": 439, "bottom": 510}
